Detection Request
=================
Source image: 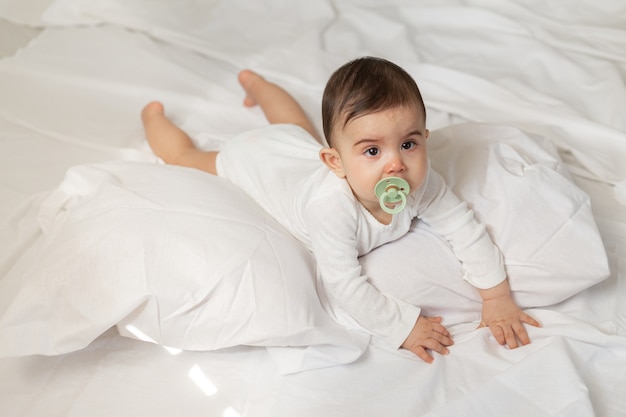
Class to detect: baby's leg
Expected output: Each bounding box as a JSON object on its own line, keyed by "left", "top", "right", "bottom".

{"left": 141, "top": 101, "right": 218, "bottom": 175}
{"left": 238, "top": 70, "right": 323, "bottom": 144}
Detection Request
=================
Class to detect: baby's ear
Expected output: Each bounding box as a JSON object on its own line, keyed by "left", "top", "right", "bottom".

{"left": 319, "top": 148, "right": 346, "bottom": 178}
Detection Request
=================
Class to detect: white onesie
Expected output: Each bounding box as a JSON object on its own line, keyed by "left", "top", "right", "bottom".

{"left": 217, "top": 124, "right": 505, "bottom": 348}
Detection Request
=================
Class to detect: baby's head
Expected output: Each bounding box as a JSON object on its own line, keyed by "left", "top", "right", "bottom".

{"left": 322, "top": 57, "right": 426, "bottom": 148}
{"left": 319, "top": 57, "right": 430, "bottom": 221}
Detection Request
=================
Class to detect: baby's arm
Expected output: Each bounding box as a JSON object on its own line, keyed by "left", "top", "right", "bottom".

{"left": 478, "top": 280, "right": 540, "bottom": 348}
{"left": 419, "top": 168, "right": 539, "bottom": 348}
{"left": 306, "top": 193, "right": 441, "bottom": 358}
{"left": 402, "top": 316, "right": 454, "bottom": 363}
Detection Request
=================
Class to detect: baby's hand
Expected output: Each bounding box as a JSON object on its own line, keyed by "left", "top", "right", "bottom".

{"left": 401, "top": 316, "right": 454, "bottom": 363}
{"left": 479, "top": 293, "right": 540, "bottom": 349}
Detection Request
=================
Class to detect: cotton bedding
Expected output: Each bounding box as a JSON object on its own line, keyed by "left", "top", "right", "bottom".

{"left": 0, "top": 1, "right": 625, "bottom": 417}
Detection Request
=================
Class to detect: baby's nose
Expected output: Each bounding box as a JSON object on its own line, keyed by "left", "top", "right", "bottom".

{"left": 385, "top": 153, "right": 406, "bottom": 173}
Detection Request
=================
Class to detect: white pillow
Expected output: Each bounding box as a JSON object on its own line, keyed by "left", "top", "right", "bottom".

{"left": 0, "top": 162, "right": 368, "bottom": 371}
{"left": 362, "top": 123, "right": 609, "bottom": 325}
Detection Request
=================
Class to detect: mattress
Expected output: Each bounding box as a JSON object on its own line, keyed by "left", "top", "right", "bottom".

{"left": 0, "top": 1, "right": 625, "bottom": 416}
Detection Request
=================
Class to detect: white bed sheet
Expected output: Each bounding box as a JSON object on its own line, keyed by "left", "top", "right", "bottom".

{"left": 1, "top": 1, "right": 625, "bottom": 416}
{"left": 4, "top": 0, "right": 625, "bottom": 183}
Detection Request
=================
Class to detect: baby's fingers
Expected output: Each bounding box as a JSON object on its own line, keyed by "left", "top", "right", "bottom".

{"left": 412, "top": 346, "right": 434, "bottom": 364}
{"left": 512, "top": 312, "right": 540, "bottom": 347}
{"left": 436, "top": 331, "right": 454, "bottom": 347}
{"left": 422, "top": 335, "right": 454, "bottom": 352}
{"left": 433, "top": 323, "right": 451, "bottom": 339}
{"left": 490, "top": 322, "right": 524, "bottom": 349}
{"left": 406, "top": 339, "right": 451, "bottom": 363}
{"left": 521, "top": 312, "right": 541, "bottom": 328}
{"left": 513, "top": 321, "right": 530, "bottom": 346}
{"left": 489, "top": 325, "right": 506, "bottom": 346}
{"left": 491, "top": 320, "right": 533, "bottom": 349}
{"left": 504, "top": 324, "right": 519, "bottom": 349}
{"left": 426, "top": 317, "right": 452, "bottom": 340}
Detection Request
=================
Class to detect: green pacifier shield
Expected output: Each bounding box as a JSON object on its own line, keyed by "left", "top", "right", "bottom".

{"left": 374, "top": 177, "right": 410, "bottom": 214}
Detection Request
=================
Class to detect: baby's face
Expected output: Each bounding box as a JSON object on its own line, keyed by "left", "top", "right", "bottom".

{"left": 331, "top": 105, "right": 429, "bottom": 222}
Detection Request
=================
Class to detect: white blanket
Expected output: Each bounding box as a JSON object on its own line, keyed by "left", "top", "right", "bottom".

{"left": 0, "top": 1, "right": 625, "bottom": 416}
{"left": 2, "top": 0, "right": 626, "bottom": 184}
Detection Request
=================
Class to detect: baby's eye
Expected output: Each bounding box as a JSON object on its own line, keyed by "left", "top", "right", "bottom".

{"left": 365, "top": 147, "right": 380, "bottom": 156}
{"left": 402, "top": 141, "right": 417, "bottom": 150}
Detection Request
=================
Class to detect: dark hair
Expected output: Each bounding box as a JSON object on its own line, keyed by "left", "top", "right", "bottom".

{"left": 322, "top": 57, "right": 426, "bottom": 148}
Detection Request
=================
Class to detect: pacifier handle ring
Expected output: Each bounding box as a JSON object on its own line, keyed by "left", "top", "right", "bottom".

{"left": 379, "top": 190, "right": 407, "bottom": 214}
{"left": 374, "top": 177, "right": 410, "bottom": 214}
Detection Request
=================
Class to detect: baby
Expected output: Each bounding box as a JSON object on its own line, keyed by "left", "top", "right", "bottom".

{"left": 141, "top": 57, "right": 539, "bottom": 363}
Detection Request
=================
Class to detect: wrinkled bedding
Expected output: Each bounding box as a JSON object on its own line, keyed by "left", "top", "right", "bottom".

{"left": 0, "top": 1, "right": 625, "bottom": 416}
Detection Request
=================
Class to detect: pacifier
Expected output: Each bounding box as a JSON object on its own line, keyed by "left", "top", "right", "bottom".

{"left": 374, "top": 177, "right": 410, "bottom": 214}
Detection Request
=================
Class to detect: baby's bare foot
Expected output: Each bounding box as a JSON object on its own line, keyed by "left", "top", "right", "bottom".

{"left": 238, "top": 70, "right": 264, "bottom": 107}
{"left": 141, "top": 101, "right": 165, "bottom": 124}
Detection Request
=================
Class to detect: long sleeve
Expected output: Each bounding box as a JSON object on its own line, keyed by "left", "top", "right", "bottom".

{"left": 304, "top": 191, "right": 421, "bottom": 349}
{"left": 418, "top": 169, "right": 506, "bottom": 289}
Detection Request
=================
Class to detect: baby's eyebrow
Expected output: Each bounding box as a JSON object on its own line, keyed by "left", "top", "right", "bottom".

{"left": 405, "top": 129, "right": 425, "bottom": 137}
{"left": 353, "top": 138, "right": 381, "bottom": 147}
